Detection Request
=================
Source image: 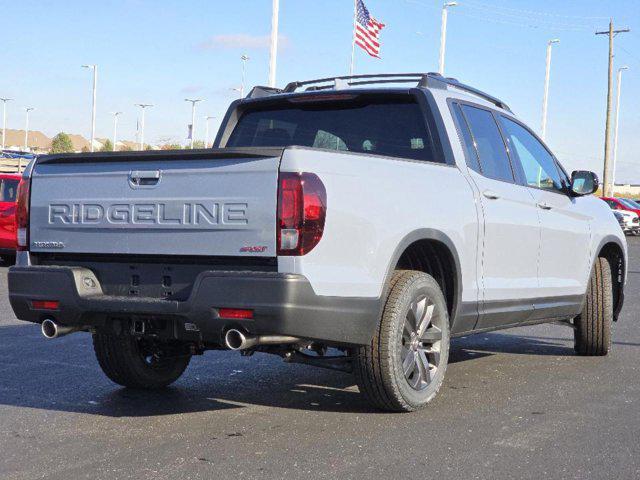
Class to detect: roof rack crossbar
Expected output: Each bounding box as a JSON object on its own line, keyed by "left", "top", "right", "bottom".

{"left": 305, "top": 78, "right": 427, "bottom": 91}
{"left": 283, "top": 73, "right": 426, "bottom": 93}
{"left": 277, "top": 73, "right": 511, "bottom": 112}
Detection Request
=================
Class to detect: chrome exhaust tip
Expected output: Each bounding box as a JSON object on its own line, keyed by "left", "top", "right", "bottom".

{"left": 41, "top": 319, "right": 79, "bottom": 339}
{"left": 225, "top": 329, "right": 249, "bottom": 350}
{"left": 224, "top": 329, "right": 300, "bottom": 351}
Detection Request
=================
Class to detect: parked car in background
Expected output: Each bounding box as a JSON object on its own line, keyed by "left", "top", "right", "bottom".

{"left": 0, "top": 173, "right": 21, "bottom": 262}
{"left": 613, "top": 211, "right": 626, "bottom": 229}
{"left": 613, "top": 209, "right": 640, "bottom": 235}
{"left": 601, "top": 197, "right": 640, "bottom": 217}
{"left": 620, "top": 198, "right": 640, "bottom": 210}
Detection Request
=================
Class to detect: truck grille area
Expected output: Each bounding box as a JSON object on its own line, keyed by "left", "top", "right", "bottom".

{"left": 32, "top": 253, "right": 277, "bottom": 301}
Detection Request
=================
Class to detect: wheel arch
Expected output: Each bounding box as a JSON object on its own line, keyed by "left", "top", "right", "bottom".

{"left": 380, "top": 229, "right": 463, "bottom": 327}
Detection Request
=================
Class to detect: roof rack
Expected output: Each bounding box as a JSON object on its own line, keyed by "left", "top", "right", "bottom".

{"left": 246, "top": 85, "right": 284, "bottom": 99}
{"left": 275, "top": 73, "right": 511, "bottom": 112}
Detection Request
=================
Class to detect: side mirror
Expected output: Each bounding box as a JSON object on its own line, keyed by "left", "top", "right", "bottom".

{"left": 570, "top": 170, "right": 598, "bottom": 196}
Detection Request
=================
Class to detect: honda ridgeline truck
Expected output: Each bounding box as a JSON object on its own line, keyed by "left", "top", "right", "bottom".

{"left": 8, "top": 73, "right": 627, "bottom": 412}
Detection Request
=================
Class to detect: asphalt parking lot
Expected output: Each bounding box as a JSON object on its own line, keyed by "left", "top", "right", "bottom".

{"left": 1, "top": 240, "right": 639, "bottom": 480}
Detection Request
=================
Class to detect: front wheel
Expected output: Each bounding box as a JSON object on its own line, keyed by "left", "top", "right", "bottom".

{"left": 93, "top": 334, "right": 191, "bottom": 389}
{"left": 355, "top": 270, "right": 450, "bottom": 412}
{"left": 574, "top": 257, "right": 613, "bottom": 356}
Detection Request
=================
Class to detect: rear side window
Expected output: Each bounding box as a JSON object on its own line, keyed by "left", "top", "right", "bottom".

{"left": 226, "top": 97, "right": 438, "bottom": 162}
{"left": 459, "top": 105, "right": 514, "bottom": 183}
{"left": 0, "top": 179, "right": 19, "bottom": 202}
{"left": 451, "top": 103, "right": 481, "bottom": 173}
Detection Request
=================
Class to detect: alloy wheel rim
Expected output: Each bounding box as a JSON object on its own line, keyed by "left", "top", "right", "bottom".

{"left": 400, "top": 294, "right": 443, "bottom": 391}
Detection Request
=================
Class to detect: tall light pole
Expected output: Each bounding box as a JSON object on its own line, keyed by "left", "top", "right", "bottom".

{"left": 611, "top": 65, "right": 629, "bottom": 192}
{"left": 596, "top": 20, "right": 630, "bottom": 197}
{"left": 204, "top": 116, "right": 215, "bottom": 149}
{"left": 24, "top": 107, "right": 34, "bottom": 151}
{"left": 268, "top": 0, "right": 279, "bottom": 87}
{"left": 81, "top": 65, "right": 98, "bottom": 152}
{"left": 240, "top": 54, "right": 250, "bottom": 98}
{"left": 541, "top": 39, "right": 560, "bottom": 141}
{"left": 438, "top": 2, "right": 457, "bottom": 75}
{"left": 185, "top": 99, "right": 202, "bottom": 149}
{"left": 135, "top": 103, "right": 153, "bottom": 150}
{"left": 112, "top": 111, "right": 122, "bottom": 151}
{"left": 0, "top": 98, "right": 12, "bottom": 150}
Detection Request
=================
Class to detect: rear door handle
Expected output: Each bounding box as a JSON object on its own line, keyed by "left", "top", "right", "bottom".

{"left": 537, "top": 202, "right": 552, "bottom": 210}
{"left": 482, "top": 190, "right": 501, "bottom": 200}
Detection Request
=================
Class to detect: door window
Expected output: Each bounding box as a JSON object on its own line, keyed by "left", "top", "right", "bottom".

{"left": 459, "top": 105, "right": 514, "bottom": 183}
{"left": 313, "top": 130, "right": 348, "bottom": 151}
{"left": 498, "top": 116, "right": 564, "bottom": 192}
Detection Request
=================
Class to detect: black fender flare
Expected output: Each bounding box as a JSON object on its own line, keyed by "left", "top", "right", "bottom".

{"left": 377, "top": 229, "right": 464, "bottom": 327}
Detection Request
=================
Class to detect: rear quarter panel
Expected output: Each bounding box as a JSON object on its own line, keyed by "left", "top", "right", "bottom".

{"left": 277, "top": 147, "right": 480, "bottom": 304}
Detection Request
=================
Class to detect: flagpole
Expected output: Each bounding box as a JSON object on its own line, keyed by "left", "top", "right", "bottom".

{"left": 268, "top": 0, "right": 279, "bottom": 87}
{"left": 349, "top": 0, "right": 357, "bottom": 75}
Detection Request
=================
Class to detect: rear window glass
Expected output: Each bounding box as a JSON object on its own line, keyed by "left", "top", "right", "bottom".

{"left": 226, "top": 97, "right": 438, "bottom": 162}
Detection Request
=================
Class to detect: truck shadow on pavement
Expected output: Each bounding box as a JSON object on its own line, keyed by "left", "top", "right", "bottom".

{"left": 0, "top": 323, "right": 619, "bottom": 418}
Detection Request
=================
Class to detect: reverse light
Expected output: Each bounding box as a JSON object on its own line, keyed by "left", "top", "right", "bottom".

{"left": 15, "top": 177, "right": 31, "bottom": 251}
{"left": 31, "top": 300, "right": 60, "bottom": 310}
{"left": 218, "top": 308, "right": 254, "bottom": 320}
{"left": 277, "top": 172, "right": 327, "bottom": 256}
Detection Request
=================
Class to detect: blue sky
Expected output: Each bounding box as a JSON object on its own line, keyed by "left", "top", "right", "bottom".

{"left": 1, "top": 0, "right": 638, "bottom": 181}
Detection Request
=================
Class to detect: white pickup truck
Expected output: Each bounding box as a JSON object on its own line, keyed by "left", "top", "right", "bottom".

{"left": 9, "top": 73, "right": 627, "bottom": 411}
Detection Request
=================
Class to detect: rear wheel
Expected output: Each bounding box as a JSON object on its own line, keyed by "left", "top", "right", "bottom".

{"left": 574, "top": 257, "right": 613, "bottom": 356}
{"left": 93, "top": 334, "right": 191, "bottom": 389}
{"left": 355, "top": 270, "right": 450, "bottom": 412}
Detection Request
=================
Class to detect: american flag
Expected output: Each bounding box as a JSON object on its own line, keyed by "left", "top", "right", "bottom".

{"left": 355, "top": 0, "right": 385, "bottom": 58}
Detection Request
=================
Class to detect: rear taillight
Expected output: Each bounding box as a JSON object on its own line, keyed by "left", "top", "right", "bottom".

{"left": 277, "top": 172, "right": 326, "bottom": 256}
{"left": 15, "top": 177, "right": 31, "bottom": 251}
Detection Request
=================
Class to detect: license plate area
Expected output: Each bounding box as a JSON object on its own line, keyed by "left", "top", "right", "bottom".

{"left": 33, "top": 254, "right": 277, "bottom": 300}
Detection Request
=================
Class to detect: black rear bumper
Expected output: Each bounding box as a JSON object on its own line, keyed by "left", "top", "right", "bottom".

{"left": 8, "top": 266, "right": 380, "bottom": 346}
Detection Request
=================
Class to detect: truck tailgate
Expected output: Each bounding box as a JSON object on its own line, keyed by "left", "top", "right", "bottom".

{"left": 29, "top": 149, "right": 282, "bottom": 257}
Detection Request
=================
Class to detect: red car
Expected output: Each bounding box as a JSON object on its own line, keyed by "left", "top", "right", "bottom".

{"left": 0, "top": 173, "right": 21, "bottom": 261}
{"left": 600, "top": 196, "right": 640, "bottom": 217}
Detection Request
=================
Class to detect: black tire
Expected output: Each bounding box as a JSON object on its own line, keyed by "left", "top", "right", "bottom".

{"left": 574, "top": 257, "right": 613, "bottom": 356}
{"left": 355, "top": 270, "right": 450, "bottom": 412}
{"left": 93, "top": 333, "right": 191, "bottom": 389}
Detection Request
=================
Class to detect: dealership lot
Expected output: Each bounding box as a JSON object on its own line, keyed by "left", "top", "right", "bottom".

{"left": 0, "top": 239, "right": 638, "bottom": 480}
